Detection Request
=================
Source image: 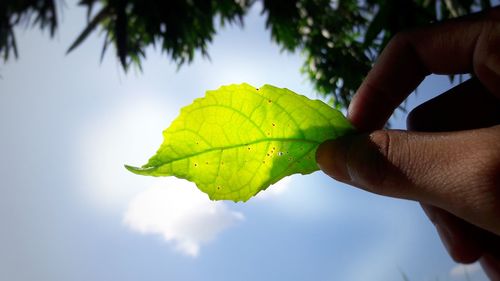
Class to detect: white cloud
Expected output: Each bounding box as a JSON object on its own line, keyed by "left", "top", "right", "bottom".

{"left": 450, "top": 262, "right": 482, "bottom": 278}
{"left": 79, "top": 97, "right": 245, "bottom": 257}
{"left": 123, "top": 178, "right": 244, "bottom": 257}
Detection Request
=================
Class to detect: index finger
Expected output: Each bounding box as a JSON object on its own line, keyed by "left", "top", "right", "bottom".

{"left": 349, "top": 7, "right": 500, "bottom": 131}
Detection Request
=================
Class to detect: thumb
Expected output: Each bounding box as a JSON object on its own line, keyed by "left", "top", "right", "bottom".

{"left": 316, "top": 130, "right": 432, "bottom": 200}
{"left": 316, "top": 127, "right": 500, "bottom": 234}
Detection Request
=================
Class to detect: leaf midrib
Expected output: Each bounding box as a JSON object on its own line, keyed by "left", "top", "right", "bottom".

{"left": 144, "top": 137, "right": 321, "bottom": 170}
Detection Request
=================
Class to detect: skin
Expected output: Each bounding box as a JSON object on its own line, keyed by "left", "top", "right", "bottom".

{"left": 316, "top": 6, "right": 500, "bottom": 280}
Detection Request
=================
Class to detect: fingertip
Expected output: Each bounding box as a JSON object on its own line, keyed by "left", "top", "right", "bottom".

{"left": 481, "top": 254, "right": 500, "bottom": 281}
{"left": 427, "top": 207, "right": 484, "bottom": 264}
{"left": 347, "top": 87, "right": 390, "bottom": 132}
{"left": 436, "top": 222, "right": 482, "bottom": 264}
{"left": 435, "top": 226, "right": 482, "bottom": 264}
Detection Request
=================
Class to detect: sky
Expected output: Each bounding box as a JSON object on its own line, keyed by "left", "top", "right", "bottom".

{"left": 0, "top": 1, "right": 490, "bottom": 281}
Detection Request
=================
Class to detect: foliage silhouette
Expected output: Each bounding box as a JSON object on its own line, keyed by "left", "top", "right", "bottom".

{"left": 0, "top": 0, "right": 493, "bottom": 108}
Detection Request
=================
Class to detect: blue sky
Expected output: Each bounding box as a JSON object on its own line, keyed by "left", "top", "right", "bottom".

{"left": 0, "top": 1, "right": 489, "bottom": 281}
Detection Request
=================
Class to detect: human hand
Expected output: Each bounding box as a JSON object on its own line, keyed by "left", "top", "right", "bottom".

{"left": 315, "top": 7, "right": 500, "bottom": 280}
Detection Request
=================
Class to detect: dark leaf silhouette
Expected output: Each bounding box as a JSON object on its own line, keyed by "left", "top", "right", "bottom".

{"left": 0, "top": 0, "right": 494, "bottom": 109}
{"left": 66, "top": 6, "right": 110, "bottom": 54}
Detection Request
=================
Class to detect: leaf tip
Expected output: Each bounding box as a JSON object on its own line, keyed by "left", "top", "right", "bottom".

{"left": 125, "top": 164, "right": 155, "bottom": 175}
{"left": 124, "top": 164, "right": 139, "bottom": 172}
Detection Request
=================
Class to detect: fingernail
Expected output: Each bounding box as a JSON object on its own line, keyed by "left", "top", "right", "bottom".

{"left": 316, "top": 139, "right": 351, "bottom": 182}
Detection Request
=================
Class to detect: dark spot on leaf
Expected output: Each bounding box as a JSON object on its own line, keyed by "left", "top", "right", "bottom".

{"left": 268, "top": 99, "right": 272, "bottom": 103}
{"left": 194, "top": 163, "right": 198, "bottom": 167}
{"left": 272, "top": 123, "right": 275, "bottom": 127}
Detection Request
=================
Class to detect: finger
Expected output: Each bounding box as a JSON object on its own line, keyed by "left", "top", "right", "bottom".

{"left": 348, "top": 7, "right": 500, "bottom": 131}
{"left": 481, "top": 254, "right": 500, "bottom": 281}
{"left": 423, "top": 203, "right": 500, "bottom": 269}
{"left": 316, "top": 126, "right": 500, "bottom": 235}
{"left": 408, "top": 78, "right": 500, "bottom": 132}
{"left": 421, "top": 204, "right": 483, "bottom": 263}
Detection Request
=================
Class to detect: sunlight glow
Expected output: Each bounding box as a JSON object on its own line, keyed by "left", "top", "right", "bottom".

{"left": 77, "top": 95, "right": 176, "bottom": 211}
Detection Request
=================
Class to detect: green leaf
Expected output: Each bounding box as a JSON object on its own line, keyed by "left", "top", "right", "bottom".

{"left": 126, "top": 83, "right": 354, "bottom": 202}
